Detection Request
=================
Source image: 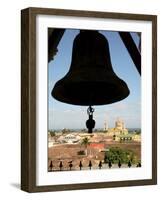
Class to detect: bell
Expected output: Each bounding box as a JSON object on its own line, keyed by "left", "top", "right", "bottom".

{"left": 51, "top": 30, "right": 130, "bottom": 106}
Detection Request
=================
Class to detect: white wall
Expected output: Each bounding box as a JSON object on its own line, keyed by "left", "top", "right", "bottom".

{"left": 0, "top": 0, "right": 160, "bottom": 199}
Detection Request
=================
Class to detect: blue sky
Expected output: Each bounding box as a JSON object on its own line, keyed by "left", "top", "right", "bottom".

{"left": 48, "top": 29, "right": 141, "bottom": 130}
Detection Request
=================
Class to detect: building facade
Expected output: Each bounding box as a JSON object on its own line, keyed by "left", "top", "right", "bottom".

{"left": 108, "top": 118, "right": 128, "bottom": 136}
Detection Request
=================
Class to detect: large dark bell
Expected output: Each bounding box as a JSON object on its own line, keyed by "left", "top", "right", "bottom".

{"left": 52, "top": 30, "right": 130, "bottom": 106}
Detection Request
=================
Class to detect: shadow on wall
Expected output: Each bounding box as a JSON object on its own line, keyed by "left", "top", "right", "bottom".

{"left": 10, "top": 183, "right": 20, "bottom": 189}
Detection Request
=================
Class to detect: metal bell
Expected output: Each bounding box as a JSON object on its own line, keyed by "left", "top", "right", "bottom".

{"left": 51, "top": 30, "right": 130, "bottom": 106}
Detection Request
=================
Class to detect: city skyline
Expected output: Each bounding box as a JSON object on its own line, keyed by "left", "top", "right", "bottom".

{"left": 48, "top": 29, "right": 141, "bottom": 130}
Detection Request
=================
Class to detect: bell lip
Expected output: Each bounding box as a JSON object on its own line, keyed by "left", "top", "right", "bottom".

{"left": 51, "top": 81, "right": 130, "bottom": 106}
{"left": 52, "top": 93, "right": 130, "bottom": 106}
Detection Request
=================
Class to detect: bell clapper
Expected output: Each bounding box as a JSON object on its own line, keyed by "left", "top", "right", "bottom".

{"left": 86, "top": 105, "right": 95, "bottom": 133}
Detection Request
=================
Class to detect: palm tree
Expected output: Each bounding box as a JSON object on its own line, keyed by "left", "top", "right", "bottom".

{"left": 81, "top": 137, "right": 90, "bottom": 156}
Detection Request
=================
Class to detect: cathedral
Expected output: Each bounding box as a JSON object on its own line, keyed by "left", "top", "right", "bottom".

{"left": 105, "top": 118, "right": 128, "bottom": 136}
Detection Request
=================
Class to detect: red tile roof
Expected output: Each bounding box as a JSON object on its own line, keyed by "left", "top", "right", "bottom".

{"left": 89, "top": 143, "right": 105, "bottom": 149}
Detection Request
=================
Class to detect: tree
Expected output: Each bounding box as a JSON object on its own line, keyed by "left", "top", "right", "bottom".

{"left": 104, "top": 147, "right": 136, "bottom": 164}
{"left": 81, "top": 137, "right": 90, "bottom": 156}
{"left": 50, "top": 131, "right": 55, "bottom": 137}
{"left": 136, "top": 131, "right": 141, "bottom": 135}
{"left": 81, "top": 129, "right": 87, "bottom": 133}
{"left": 62, "top": 128, "right": 70, "bottom": 134}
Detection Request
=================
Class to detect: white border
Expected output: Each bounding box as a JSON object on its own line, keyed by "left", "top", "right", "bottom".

{"left": 36, "top": 15, "right": 152, "bottom": 186}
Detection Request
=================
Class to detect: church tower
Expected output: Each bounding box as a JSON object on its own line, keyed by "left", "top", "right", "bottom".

{"left": 104, "top": 120, "right": 108, "bottom": 131}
